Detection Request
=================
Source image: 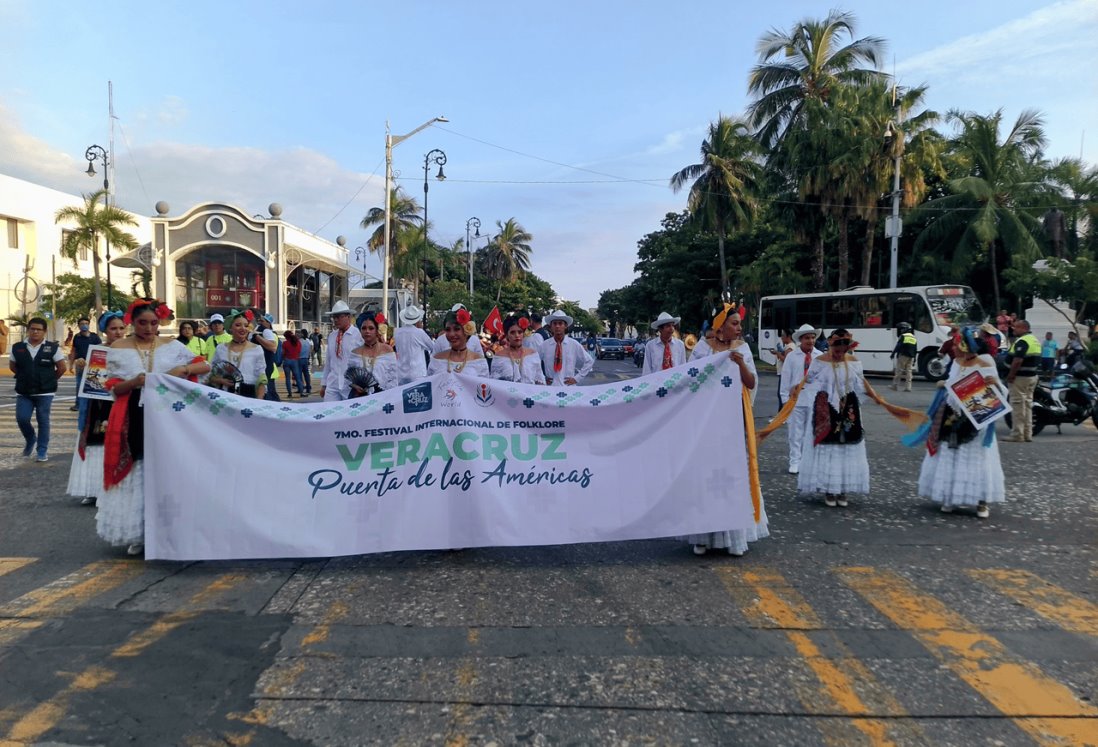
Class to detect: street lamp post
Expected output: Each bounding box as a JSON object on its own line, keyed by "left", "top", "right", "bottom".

{"left": 465, "top": 217, "right": 481, "bottom": 298}
{"left": 884, "top": 87, "right": 904, "bottom": 290}
{"left": 354, "top": 246, "right": 368, "bottom": 289}
{"left": 422, "top": 149, "right": 447, "bottom": 313}
{"left": 383, "top": 116, "right": 447, "bottom": 327}
{"left": 84, "top": 144, "right": 111, "bottom": 307}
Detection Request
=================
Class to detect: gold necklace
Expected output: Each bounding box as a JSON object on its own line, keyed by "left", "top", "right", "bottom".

{"left": 447, "top": 349, "right": 469, "bottom": 373}
{"left": 507, "top": 348, "right": 525, "bottom": 380}
{"left": 134, "top": 340, "right": 156, "bottom": 372}
{"left": 228, "top": 340, "right": 248, "bottom": 368}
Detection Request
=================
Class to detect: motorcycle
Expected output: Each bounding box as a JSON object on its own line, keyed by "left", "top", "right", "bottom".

{"left": 633, "top": 343, "right": 645, "bottom": 368}
{"left": 1006, "top": 361, "right": 1098, "bottom": 435}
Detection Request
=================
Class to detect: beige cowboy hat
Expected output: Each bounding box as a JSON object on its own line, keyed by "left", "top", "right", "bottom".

{"left": 650, "top": 311, "right": 681, "bottom": 330}
{"left": 399, "top": 305, "right": 424, "bottom": 324}
{"left": 793, "top": 323, "right": 821, "bottom": 341}
{"left": 544, "top": 309, "right": 573, "bottom": 327}
{"left": 328, "top": 300, "right": 354, "bottom": 316}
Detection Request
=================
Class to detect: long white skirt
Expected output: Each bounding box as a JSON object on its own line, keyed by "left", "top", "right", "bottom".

{"left": 917, "top": 434, "right": 1005, "bottom": 506}
{"left": 96, "top": 461, "right": 144, "bottom": 547}
{"left": 66, "top": 444, "right": 104, "bottom": 499}
{"left": 797, "top": 432, "right": 870, "bottom": 496}
{"left": 682, "top": 499, "right": 770, "bottom": 554}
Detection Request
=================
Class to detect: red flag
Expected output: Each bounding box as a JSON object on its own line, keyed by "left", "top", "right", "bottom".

{"left": 484, "top": 306, "right": 503, "bottom": 337}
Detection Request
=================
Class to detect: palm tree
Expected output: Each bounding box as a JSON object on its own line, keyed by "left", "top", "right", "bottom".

{"left": 484, "top": 218, "right": 533, "bottom": 299}
{"left": 360, "top": 187, "right": 423, "bottom": 287}
{"left": 911, "top": 109, "right": 1047, "bottom": 311}
{"left": 670, "top": 115, "right": 764, "bottom": 298}
{"left": 747, "top": 10, "right": 885, "bottom": 150}
{"left": 55, "top": 189, "right": 139, "bottom": 314}
{"left": 1044, "top": 157, "right": 1098, "bottom": 256}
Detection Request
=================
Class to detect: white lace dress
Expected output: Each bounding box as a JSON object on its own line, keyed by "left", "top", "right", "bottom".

{"left": 96, "top": 341, "right": 193, "bottom": 547}
{"left": 917, "top": 355, "right": 1006, "bottom": 507}
{"left": 428, "top": 352, "right": 490, "bottom": 378}
{"left": 797, "top": 358, "right": 871, "bottom": 497}
{"left": 489, "top": 350, "right": 546, "bottom": 384}
{"left": 682, "top": 345, "right": 769, "bottom": 554}
{"left": 352, "top": 350, "right": 399, "bottom": 393}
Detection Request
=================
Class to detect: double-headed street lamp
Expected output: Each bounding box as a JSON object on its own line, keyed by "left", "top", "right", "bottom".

{"left": 354, "top": 246, "right": 369, "bottom": 289}
{"left": 465, "top": 217, "right": 481, "bottom": 297}
{"left": 422, "top": 149, "right": 447, "bottom": 304}
{"left": 383, "top": 116, "right": 447, "bottom": 326}
{"left": 84, "top": 144, "right": 112, "bottom": 307}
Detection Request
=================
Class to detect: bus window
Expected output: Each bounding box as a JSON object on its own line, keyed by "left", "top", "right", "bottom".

{"left": 799, "top": 299, "right": 824, "bottom": 327}
{"left": 772, "top": 300, "right": 794, "bottom": 332}
{"left": 893, "top": 294, "right": 933, "bottom": 333}
{"left": 859, "top": 295, "right": 891, "bottom": 328}
{"left": 826, "top": 297, "right": 858, "bottom": 327}
{"left": 913, "top": 298, "right": 933, "bottom": 332}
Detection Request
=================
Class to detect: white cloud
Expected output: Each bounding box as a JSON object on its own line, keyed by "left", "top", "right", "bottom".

{"left": 896, "top": 0, "right": 1098, "bottom": 81}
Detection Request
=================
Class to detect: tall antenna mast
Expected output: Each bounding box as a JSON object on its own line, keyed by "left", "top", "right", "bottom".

{"left": 108, "top": 81, "right": 115, "bottom": 207}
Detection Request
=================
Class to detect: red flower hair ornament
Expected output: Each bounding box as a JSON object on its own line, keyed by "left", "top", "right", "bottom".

{"left": 244, "top": 309, "right": 255, "bottom": 322}
{"left": 123, "top": 298, "right": 172, "bottom": 325}
{"left": 455, "top": 309, "right": 471, "bottom": 325}
{"left": 375, "top": 313, "right": 386, "bottom": 325}
{"left": 518, "top": 317, "right": 529, "bottom": 331}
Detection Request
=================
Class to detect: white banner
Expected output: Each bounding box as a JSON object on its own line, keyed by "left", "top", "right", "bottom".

{"left": 143, "top": 355, "right": 752, "bottom": 560}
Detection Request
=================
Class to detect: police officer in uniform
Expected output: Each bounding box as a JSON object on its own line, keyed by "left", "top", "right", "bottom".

{"left": 890, "top": 322, "right": 918, "bottom": 391}
{"left": 1004, "top": 319, "right": 1041, "bottom": 442}
{"left": 9, "top": 317, "right": 67, "bottom": 461}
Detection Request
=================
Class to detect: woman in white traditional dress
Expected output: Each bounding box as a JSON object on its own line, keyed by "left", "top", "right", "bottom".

{"left": 915, "top": 326, "right": 1005, "bottom": 518}
{"left": 348, "top": 311, "right": 399, "bottom": 395}
{"left": 490, "top": 316, "right": 546, "bottom": 384}
{"left": 98, "top": 299, "right": 210, "bottom": 555}
{"left": 684, "top": 305, "right": 769, "bottom": 557}
{"left": 210, "top": 312, "right": 267, "bottom": 399}
{"left": 797, "top": 328, "right": 869, "bottom": 508}
{"left": 67, "top": 310, "right": 127, "bottom": 506}
{"left": 428, "top": 308, "right": 490, "bottom": 378}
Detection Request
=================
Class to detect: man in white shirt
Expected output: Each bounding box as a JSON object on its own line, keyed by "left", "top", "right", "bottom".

{"left": 538, "top": 310, "right": 593, "bottom": 385}
{"left": 319, "top": 300, "right": 364, "bottom": 401}
{"left": 642, "top": 312, "right": 686, "bottom": 374}
{"left": 523, "top": 312, "right": 551, "bottom": 351}
{"left": 779, "top": 324, "right": 823, "bottom": 474}
{"left": 394, "top": 305, "right": 435, "bottom": 384}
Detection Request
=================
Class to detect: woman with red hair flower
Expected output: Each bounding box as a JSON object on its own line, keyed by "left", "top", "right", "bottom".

{"left": 490, "top": 315, "right": 545, "bottom": 384}
{"left": 428, "top": 308, "right": 489, "bottom": 377}
{"left": 98, "top": 298, "right": 210, "bottom": 555}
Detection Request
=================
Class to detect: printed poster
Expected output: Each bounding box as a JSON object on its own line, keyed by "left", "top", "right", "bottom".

{"left": 77, "top": 345, "right": 114, "bottom": 401}
{"left": 947, "top": 369, "right": 1009, "bottom": 430}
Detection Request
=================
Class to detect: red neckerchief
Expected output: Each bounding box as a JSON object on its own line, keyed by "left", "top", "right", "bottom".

{"left": 662, "top": 341, "right": 673, "bottom": 370}
{"left": 554, "top": 340, "right": 563, "bottom": 373}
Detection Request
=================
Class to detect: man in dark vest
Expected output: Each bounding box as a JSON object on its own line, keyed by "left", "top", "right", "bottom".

{"left": 9, "top": 317, "right": 67, "bottom": 461}
{"left": 1004, "top": 319, "right": 1041, "bottom": 442}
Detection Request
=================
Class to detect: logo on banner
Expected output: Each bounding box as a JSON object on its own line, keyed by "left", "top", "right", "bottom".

{"left": 473, "top": 382, "right": 494, "bottom": 407}
{"left": 436, "top": 376, "right": 464, "bottom": 408}
{"left": 403, "top": 382, "right": 432, "bottom": 413}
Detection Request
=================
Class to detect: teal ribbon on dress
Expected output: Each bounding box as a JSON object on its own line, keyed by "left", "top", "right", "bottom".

{"left": 901, "top": 387, "right": 947, "bottom": 448}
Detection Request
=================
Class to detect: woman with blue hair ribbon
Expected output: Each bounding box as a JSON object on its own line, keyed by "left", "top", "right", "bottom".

{"left": 66, "top": 310, "right": 127, "bottom": 507}
{"left": 909, "top": 326, "right": 1005, "bottom": 519}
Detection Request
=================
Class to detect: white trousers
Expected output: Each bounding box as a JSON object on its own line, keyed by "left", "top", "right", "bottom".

{"left": 787, "top": 406, "right": 811, "bottom": 468}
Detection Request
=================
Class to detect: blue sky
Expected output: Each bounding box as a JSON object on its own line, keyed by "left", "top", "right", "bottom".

{"left": 2, "top": 0, "right": 1095, "bottom": 308}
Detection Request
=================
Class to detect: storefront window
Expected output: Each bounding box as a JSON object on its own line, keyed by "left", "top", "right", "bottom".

{"left": 174, "top": 246, "right": 267, "bottom": 320}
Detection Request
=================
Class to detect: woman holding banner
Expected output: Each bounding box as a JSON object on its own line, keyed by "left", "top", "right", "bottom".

{"left": 348, "top": 311, "right": 399, "bottom": 395}
{"left": 210, "top": 312, "right": 267, "bottom": 399}
{"left": 98, "top": 299, "right": 210, "bottom": 555}
{"left": 66, "top": 310, "right": 127, "bottom": 507}
{"left": 912, "top": 327, "right": 1005, "bottom": 519}
{"left": 684, "top": 304, "right": 769, "bottom": 557}
{"left": 490, "top": 316, "right": 545, "bottom": 384}
{"left": 428, "top": 308, "right": 490, "bottom": 378}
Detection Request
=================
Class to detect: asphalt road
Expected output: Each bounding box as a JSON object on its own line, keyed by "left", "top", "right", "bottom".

{"left": 0, "top": 360, "right": 1095, "bottom": 746}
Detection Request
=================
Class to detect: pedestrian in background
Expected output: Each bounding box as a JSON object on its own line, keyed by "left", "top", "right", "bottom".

{"left": 890, "top": 322, "right": 917, "bottom": 392}
{"left": 1040, "top": 331, "right": 1059, "bottom": 374}
{"left": 10, "top": 317, "right": 67, "bottom": 462}
{"left": 311, "top": 327, "right": 324, "bottom": 367}
{"left": 69, "top": 316, "right": 101, "bottom": 435}
{"left": 281, "top": 329, "right": 305, "bottom": 397}
{"left": 1003, "top": 319, "right": 1040, "bottom": 442}
{"left": 296, "top": 329, "right": 313, "bottom": 396}
{"left": 0, "top": 318, "right": 9, "bottom": 356}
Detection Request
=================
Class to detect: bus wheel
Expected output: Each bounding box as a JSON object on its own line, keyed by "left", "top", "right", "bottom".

{"left": 918, "top": 351, "right": 948, "bottom": 382}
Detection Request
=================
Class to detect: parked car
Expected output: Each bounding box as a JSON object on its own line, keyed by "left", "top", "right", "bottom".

{"left": 595, "top": 337, "right": 626, "bottom": 360}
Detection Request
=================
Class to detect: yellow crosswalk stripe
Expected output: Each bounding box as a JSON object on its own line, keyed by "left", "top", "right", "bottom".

{"left": 0, "top": 559, "right": 35, "bottom": 579}
{"left": 969, "top": 569, "right": 1098, "bottom": 637}
{"left": 838, "top": 566, "right": 1098, "bottom": 747}
{"left": 718, "top": 567, "right": 922, "bottom": 746}
{"left": 0, "top": 561, "right": 144, "bottom": 646}
{"left": 2, "top": 572, "right": 246, "bottom": 745}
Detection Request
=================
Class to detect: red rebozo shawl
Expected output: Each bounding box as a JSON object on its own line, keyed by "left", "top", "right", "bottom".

{"left": 103, "top": 377, "right": 133, "bottom": 489}
{"left": 185, "top": 355, "right": 205, "bottom": 382}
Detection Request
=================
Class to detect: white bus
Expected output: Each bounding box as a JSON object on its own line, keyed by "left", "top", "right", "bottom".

{"left": 758, "top": 285, "right": 986, "bottom": 381}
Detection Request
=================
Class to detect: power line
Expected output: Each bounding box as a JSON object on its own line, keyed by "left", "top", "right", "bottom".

{"left": 312, "top": 159, "right": 385, "bottom": 235}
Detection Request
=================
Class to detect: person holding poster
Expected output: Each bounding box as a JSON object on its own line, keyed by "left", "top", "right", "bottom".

{"left": 210, "top": 312, "right": 267, "bottom": 399}
{"left": 911, "top": 327, "right": 1005, "bottom": 519}
{"left": 684, "top": 304, "right": 768, "bottom": 557}
{"left": 538, "top": 309, "right": 593, "bottom": 386}
{"left": 98, "top": 299, "right": 210, "bottom": 555}
{"left": 490, "top": 315, "right": 546, "bottom": 384}
{"left": 67, "top": 311, "right": 127, "bottom": 506}
{"left": 348, "top": 310, "right": 398, "bottom": 395}
{"left": 428, "top": 308, "right": 490, "bottom": 377}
